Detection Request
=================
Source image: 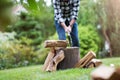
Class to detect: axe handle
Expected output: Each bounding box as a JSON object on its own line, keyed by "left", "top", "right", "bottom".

{"left": 67, "top": 32, "right": 72, "bottom": 47}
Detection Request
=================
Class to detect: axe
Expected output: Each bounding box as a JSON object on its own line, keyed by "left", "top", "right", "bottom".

{"left": 67, "top": 32, "right": 72, "bottom": 47}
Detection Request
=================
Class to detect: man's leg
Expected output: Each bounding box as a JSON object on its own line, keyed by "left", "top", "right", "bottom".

{"left": 55, "top": 21, "right": 66, "bottom": 40}
{"left": 70, "top": 22, "right": 80, "bottom": 47}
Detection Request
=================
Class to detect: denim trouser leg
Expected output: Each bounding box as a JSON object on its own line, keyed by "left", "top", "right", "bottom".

{"left": 70, "top": 22, "right": 80, "bottom": 47}
{"left": 55, "top": 21, "right": 80, "bottom": 47}
{"left": 55, "top": 21, "right": 66, "bottom": 40}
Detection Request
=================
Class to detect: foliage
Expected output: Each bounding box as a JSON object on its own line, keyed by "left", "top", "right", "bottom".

{"left": 0, "top": 42, "right": 37, "bottom": 70}
{"left": 78, "top": 0, "right": 98, "bottom": 26}
{"left": 0, "top": 32, "right": 45, "bottom": 69}
{"left": 7, "top": 12, "right": 54, "bottom": 46}
{"left": 0, "top": 57, "right": 120, "bottom": 80}
{"left": 19, "top": 0, "right": 55, "bottom": 38}
{"left": 78, "top": 24, "right": 101, "bottom": 57}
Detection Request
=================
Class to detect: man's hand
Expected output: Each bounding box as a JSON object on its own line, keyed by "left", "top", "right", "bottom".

{"left": 60, "top": 22, "right": 72, "bottom": 33}
{"left": 64, "top": 26, "right": 71, "bottom": 33}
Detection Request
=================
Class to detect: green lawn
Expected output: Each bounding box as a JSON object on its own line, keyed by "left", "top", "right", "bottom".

{"left": 0, "top": 57, "right": 120, "bottom": 80}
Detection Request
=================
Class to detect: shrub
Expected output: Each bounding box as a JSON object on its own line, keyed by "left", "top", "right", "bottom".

{"left": 78, "top": 24, "right": 101, "bottom": 57}
{"left": 0, "top": 42, "right": 39, "bottom": 69}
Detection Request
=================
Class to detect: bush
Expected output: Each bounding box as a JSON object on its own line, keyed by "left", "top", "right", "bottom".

{"left": 0, "top": 32, "right": 44, "bottom": 69}
{"left": 78, "top": 24, "right": 101, "bottom": 57}
{"left": 0, "top": 42, "right": 39, "bottom": 69}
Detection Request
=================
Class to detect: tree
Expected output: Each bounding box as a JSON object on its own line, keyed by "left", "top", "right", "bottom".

{"left": 0, "top": 0, "right": 14, "bottom": 31}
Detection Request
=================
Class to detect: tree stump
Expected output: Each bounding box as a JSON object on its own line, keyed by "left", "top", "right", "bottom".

{"left": 57, "top": 47, "right": 80, "bottom": 70}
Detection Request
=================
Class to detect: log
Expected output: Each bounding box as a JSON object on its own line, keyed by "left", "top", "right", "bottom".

{"left": 75, "top": 51, "right": 96, "bottom": 68}
{"left": 44, "top": 40, "right": 68, "bottom": 48}
{"left": 85, "top": 59, "right": 102, "bottom": 68}
{"left": 91, "top": 65, "right": 120, "bottom": 80}
{"left": 57, "top": 47, "right": 80, "bottom": 69}
{"left": 46, "top": 50, "right": 65, "bottom": 72}
{"left": 42, "top": 48, "right": 55, "bottom": 71}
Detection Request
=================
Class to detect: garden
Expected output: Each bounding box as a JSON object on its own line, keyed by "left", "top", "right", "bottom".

{"left": 0, "top": 0, "right": 120, "bottom": 80}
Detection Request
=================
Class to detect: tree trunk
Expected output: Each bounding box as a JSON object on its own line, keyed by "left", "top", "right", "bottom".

{"left": 57, "top": 47, "right": 80, "bottom": 70}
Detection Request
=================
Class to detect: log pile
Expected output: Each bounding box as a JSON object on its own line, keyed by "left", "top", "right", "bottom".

{"left": 43, "top": 40, "right": 102, "bottom": 72}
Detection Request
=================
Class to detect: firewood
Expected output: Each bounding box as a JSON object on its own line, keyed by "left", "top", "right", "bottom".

{"left": 74, "top": 51, "right": 96, "bottom": 68}
{"left": 44, "top": 40, "right": 68, "bottom": 48}
{"left": 46, "top": 50, "right": 65, "bottom": 72}
{"left": 42, "top": 48, "right": 55, "bottom": 71}
{"left": 85, "top": 59, "right": 102, "bottom": 68}
{"left": 91, "top": 65, "right": 120, "bottom": 80}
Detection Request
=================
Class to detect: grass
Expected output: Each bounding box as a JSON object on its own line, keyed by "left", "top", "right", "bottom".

{"left": 0, "top": 57, "right": 120, "bottom": 80}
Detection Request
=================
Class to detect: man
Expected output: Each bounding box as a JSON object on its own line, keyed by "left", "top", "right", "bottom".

{"left": 53, "top": 0, "right": 80, "bottom": 47}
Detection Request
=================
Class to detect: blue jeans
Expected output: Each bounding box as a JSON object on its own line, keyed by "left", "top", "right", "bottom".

{"left": 55, "top": 20, "right": 80, "bottom": 47}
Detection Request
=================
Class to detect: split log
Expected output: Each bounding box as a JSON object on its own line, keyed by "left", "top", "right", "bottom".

{"left": 91, "top": 65, "right": 120, "bottom": 80}
{"left": 46, "top": 50, "right": 65, "bottom": 72}
{"left": 57, "top": 47, "right": 80, "bottom": 69}
{"left": 42, "top": 48, "right": 55, "bottom": 71}
{"left": 44, "top": 40, "right": 68, "bottom": 48}
{"left": 85, "top": 59, "right": 102, "bottom": 68}
{"left": 75, "top": 51, "right": 96, "bottom": 68}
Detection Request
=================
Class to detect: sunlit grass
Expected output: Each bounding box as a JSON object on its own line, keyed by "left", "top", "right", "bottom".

{"left": 0, "top": 57, "right": 120, "bottom": 80}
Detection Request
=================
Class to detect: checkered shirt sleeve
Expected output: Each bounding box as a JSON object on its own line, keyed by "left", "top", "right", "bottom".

{"left": 71, "top": 0, "right": 80, "bottom": 20}
{"left": 53, "top": 0, "right": 64, "bottom": 23}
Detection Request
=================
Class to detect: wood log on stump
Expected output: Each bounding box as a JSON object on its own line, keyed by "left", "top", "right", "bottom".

{"left": 91, "top": 65, "right": 120, "bottom": 80}
{"left": 44, "top": 40, "right": 68, "bottom": 48}
{"left": 57, "top": 47, "right": 80, "bottom": 70}
{"left": 75, "top": 51, "right": 96, "bottom": 68}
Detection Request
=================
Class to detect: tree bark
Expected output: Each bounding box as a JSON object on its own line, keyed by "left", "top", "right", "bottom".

{"left": 57, "top": 47, "right": 80, "bottom": 70}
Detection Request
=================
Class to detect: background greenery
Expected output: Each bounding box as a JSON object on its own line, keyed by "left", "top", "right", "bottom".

{"left": 0, "top": 0, "right": 120, "bottom": 70}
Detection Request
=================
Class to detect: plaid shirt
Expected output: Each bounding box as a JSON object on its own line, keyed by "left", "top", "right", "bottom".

{"left": 53, "top": 0, "right": 80, "bottom": 23}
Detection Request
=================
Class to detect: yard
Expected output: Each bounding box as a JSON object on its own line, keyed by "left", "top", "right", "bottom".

{"left": 0, "top": 57, "right": 120, "bottom": 80}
